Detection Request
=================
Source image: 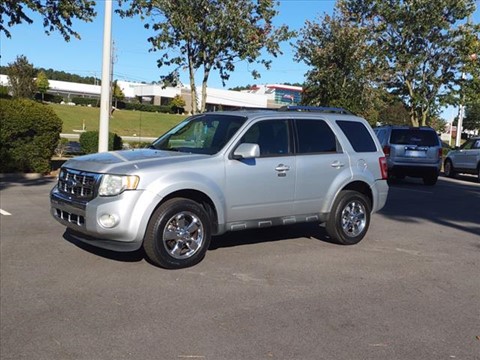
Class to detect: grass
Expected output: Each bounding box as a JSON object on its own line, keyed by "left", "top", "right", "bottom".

{"left": 49, "top": 103, "right": 187, "bottom": 138}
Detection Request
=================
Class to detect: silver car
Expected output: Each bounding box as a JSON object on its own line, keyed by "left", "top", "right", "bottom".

{"left": 51, "top": 108, "right": 389, "bottom": 269}
{"left": 374, "top": 125, "right": 442, "bottom": 185}
{"left": 444, "top": 136, "right": 480, "bottom": 182}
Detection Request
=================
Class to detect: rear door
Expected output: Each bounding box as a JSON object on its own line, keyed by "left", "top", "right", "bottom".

{"left": 293, "top": 119, "right": 350, "bottom": 214}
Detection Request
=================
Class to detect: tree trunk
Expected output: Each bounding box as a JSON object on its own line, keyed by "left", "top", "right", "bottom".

{"left": 200, "top": 65, "right": 211, "bottom": 113}
{"left": 187, "top": 47, "right": 198, "bottom": 114}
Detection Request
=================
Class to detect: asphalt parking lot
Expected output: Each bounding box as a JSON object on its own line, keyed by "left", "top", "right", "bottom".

{"left": 1, "top": 174, "right": 479, "bottom": 360}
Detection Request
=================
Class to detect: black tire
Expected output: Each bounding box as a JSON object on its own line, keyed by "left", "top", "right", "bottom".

{"left": 444, "top": 159, "right": 455, "bottom": 178}
{"left": 326, "top": 190, "right": 371, "bottom": 245}
{"left": 423, "top": 172, "right": 438, "bottom": 186}
{"left": 144, "top": 198, "right": 211, "bottom": 269}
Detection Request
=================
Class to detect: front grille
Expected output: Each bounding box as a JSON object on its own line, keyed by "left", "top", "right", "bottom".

{"left": 54, "top": 208, "right": 85, "bottom": 227}
{"left": 58, "top": 168, "right": 99, "bottom": 201}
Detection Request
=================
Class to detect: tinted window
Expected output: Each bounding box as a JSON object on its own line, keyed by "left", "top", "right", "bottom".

{"left": 296, "top": 120, "right": 337, "bottom": 154}
{"left": 390, "top": 129, "right": 439, "bottom": 147}
{"left": 337, "top": 120, "right": 377, "bottom": 152}
{"left": 240, "top": 119, "right": 290, "bottom": 156}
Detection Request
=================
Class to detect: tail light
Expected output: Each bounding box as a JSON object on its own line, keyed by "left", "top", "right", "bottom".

{"left": 379, "top": 157, "right": 388, "bottom": 180}
{"left": 383, "top": 145, "right": 391, "bottom": 157}
{"left": 438, "top": 148, "right": 443, "bottom": 158}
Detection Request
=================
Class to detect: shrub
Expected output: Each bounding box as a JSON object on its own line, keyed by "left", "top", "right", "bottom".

{"left": 71, "top": 97, "right": 99, "bottom": 107}
{"left": 79, "top": 131, "right": 123, "bottom": 154}
{"left": 35, "top": 93, "right": 64, "bottom": 103}
{"left": 123, "top": 102, "right": 174, "bottom": 113}
{"left": 0, "top": 98, "right": 62, "bottom": 173}
{"left": 0, "top": 85, "right": 11, "bottom": 99}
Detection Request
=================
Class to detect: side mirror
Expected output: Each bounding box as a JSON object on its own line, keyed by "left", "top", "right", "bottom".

{"left": 232, "top": 143, "right": 260, "bottom": 159}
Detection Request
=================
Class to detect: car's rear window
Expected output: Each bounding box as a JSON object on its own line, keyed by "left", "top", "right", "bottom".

{"left": 390, "top": 129, "right": 439, "bottom": 146}
{"left": 336, "top": 120, "right": 377, "bottom": 152}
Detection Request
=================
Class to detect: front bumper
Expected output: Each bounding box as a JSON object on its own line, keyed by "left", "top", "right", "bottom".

{"left": 50, "top": 185, "right": 159, "bottom": 252}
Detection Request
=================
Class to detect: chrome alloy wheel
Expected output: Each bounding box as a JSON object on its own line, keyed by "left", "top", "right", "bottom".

{"left": 340, "top": 200, "right": 367, "bottom": 238}
{"left": 163, "top": 211, "right": 204, "bottom": 259}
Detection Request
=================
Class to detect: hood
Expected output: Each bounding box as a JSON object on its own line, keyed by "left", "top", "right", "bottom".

{"left": 61, "top": 149, "right": 210, "bottom": 174}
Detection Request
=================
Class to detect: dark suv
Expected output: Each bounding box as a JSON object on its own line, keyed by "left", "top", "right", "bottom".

{"left": 374, "top": 125, "right": 442, "bottom": 185}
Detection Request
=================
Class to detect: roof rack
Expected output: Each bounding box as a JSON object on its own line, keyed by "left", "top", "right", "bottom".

{"left": 279, "top": 105, "right": 353, "bottom": 115}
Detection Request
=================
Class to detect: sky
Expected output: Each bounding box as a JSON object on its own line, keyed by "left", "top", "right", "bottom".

{"left": 0, "top": 0, "right": 336, "bottom": 88}
{"left": 1, "top": 0, "right": 479, "bottom": 121}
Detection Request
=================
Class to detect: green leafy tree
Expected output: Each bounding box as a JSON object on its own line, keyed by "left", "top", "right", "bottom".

{"left": 112, "top": 80, "right": 125, "bottom": 109}
{"left": 294, "top": 6, "right": 381, "bottom": 122}
{"left": 340, "top": 0, "right": 480, "bottom": 127}
{"left": 170, "top": 95, "right": 186, "bottom": 114}
{"left": 463, "top": 102, "right": 480, "bottom": 131}
{"left": 6, "top": 55, "right": 36, "bottom": 99}
{"left": 35, "top": 70, "right": 50, "bottom": 102}
{"left": 378, "top": 101, "right": 411, "bottom": 126}
{"left": 117, "top": 0, "right": 294, "bottom": 114}
{"left": 0, "top": 0, "right": 96, "bottom": 41}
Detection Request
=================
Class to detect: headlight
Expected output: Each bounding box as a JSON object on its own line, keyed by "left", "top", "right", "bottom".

{"left": 99, "top": 174, "right": 139, "bottom": 196}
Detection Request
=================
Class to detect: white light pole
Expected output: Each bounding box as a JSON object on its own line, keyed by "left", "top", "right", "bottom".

{"left": 98, "top": 0, "right": 113, "bottom": 153}
{"left": 455, "top": 72, "right": 466, "bottom": 148}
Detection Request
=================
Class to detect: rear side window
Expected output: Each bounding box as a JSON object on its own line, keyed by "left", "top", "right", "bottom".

{"left": 296, "top": 119, "right": 337, "bottom": 153}
{"left": 337, "top": 120, "right": 377, "bottom": 152}
{"left": 390, "top": 129, "right": 439, "bottom": 147}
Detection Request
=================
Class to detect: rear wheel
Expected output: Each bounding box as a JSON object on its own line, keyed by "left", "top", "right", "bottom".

{"left": 423, "top": 172, "right": 438, "bottom": 186}
{"left": 144, "top": 198, "right": 211, "bottom": 269}
{"left": 444, "top": 159, "right": 455, "bottom": 178}
{"left": 326, "top": 190, "right": 371, "bottom": 245}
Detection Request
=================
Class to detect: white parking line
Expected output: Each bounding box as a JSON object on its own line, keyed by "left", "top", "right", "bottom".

{"left": 0, "top": 209, "right": 12, "bottom": 216}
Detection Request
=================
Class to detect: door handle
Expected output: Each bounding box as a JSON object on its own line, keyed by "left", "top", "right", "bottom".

{"left": 331, "top": 161, "right": 345, "bottom": 169}
{"left": 275, "top": 164, "right": 290, "bottom": 172}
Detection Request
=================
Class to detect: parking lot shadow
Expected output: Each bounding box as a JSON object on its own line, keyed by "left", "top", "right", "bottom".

{"left": 63, "top": 230, "right": 145, "bottom": 263}
{"left": 0, "top": 175, "right": 57, "bottom": 190}
{"left": 379, "top": 176, "right": 480, "bottom": 238}
{"left": 210, "top": 223, "right": 333, "bottom": 250}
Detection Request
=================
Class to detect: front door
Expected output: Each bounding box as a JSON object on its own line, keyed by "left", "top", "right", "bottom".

{"left": 225, "top": 119, "right": 295, "bottom": 222}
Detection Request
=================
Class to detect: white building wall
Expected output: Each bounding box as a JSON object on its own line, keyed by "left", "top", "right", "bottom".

{"left": 199, "top": 86, "right": 269, "bottom": 108}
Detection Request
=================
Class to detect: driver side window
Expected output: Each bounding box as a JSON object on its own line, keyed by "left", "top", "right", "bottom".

{"left": 240, "top": 120, "right": 290, "bottom": 157}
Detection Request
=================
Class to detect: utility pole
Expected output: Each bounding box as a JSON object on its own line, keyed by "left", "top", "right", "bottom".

{"left": 456, "top": 72, "right": 466, "bottom": 148}
{"left": 98, "top": 0, "right": 113, "bottom": 153}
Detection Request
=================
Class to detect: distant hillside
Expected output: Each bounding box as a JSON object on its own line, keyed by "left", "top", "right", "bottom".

{"left": 0, "top": 66, "right": 99, "bottom": 85}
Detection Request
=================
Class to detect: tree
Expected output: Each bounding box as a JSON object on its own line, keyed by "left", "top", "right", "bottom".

{"left": 0, "top": 0, "right": 96, "bottom": 41}
{"left": 117, "top": 0, "right": 294, "bottom": 114}
{"left": 378, "top": 101, "right": 410, "bottom": 126}
{"left": 463, "top": 102, "right": 480, "bottom": 131}
{"left": 112, "top": 80, "right": 125, "bottom": 109}
{"left": 341, "top": 0, "right": 480, "bottom": 127}
{"left": 294, "top": 5, "right": 382, "bottom": 122}
{"left": 6, "top": 55, "right": 36, "bottom": 99}
{"left": 35, "top": 70, "right": 49, "bottom": 102}
{"left": 170, "top": 95, "right": 186, "bottom": 114}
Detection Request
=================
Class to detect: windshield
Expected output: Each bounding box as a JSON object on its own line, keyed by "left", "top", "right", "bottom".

{"left": 151, "top": 114, "right": 247, "bottom": 155}
{"left": 390, "top": 129, "right": 439, "bottom": 147}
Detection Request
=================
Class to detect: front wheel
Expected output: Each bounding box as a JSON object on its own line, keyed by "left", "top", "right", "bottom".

{"left": 326, "top": 190, "right": 371, "bottom": 245}
{"left": 144, "top": 198, "right": 211, "bottom": 269}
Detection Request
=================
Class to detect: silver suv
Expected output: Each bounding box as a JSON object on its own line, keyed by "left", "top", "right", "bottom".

{"left": 444, "top": 136, "right": 480, "bottom": 182}
{"left": 374, "top": 125, "right": 442, "bottom": 185}
{"left": 51, "top": 107, "right": 389, "bottom": 269}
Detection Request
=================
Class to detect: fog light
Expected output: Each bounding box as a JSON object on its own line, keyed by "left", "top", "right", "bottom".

{"left": 98, "top": 213, "right": 119, "bottom": 228}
